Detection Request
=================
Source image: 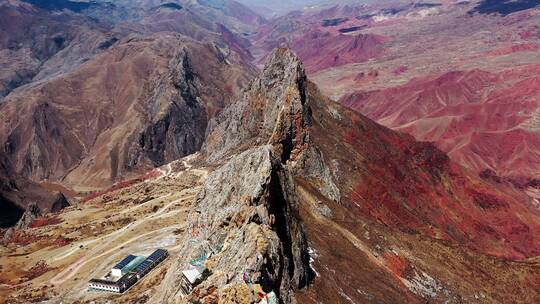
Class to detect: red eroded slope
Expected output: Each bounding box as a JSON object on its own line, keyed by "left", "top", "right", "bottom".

{"left": 520, "top": 30, "right": 538, "bottom": 40}
{"left": 311, "top": 97, "right": 540, "bottom": 259}
{"left": 340, "top": 65, "right": 540, "bottom": 179}
{"left": 487, "top": 43, "right": 539, "bottom": 56}
{"left": 291, "top": 30, "right": 386, "bottom": 73}
{"left": 341, "top": 70, "right": 500, "bottom": 126}
{"left": 276, "top": 81, "right": 540, "bottom": 275}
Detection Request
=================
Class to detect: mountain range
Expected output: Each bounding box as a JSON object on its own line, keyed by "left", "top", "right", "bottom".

{"left": 1, "top": 0, "right": 540, "bottom": 303}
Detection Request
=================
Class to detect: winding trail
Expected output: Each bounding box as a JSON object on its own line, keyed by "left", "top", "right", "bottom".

{"left": 119, "top": 193, "right": 172, "bottom": 215}
{"left": 50, "top": 224, "right": 184, "bottom": 285}
{"left": 47, "top": 158, "right": 209, "bottom": 290}
{"left": 182, "top": 160, "right": 192, "bottom": 170}
{"left": 53, "top": 194, "right": 189, "bottom": 262}
{"left": 156, "top": 163, "right": 173, "bottom": 179}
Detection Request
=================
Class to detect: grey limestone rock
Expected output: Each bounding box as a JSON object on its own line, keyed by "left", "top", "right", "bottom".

{"left": 15, "top": 202, "right": 41, "bottom": 230}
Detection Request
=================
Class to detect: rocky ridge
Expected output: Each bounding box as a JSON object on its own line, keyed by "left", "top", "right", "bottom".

{"left": 175, "top": 45, "right": 322, "bottom": 303}
{"left": 180, "top": 45, "right": 540, "bottom": 303}
{"left": 0, "top": 33, "right": 253, "bottom": 191}
{"left": 1, "top": 45, "right": 540, "bottom": 304}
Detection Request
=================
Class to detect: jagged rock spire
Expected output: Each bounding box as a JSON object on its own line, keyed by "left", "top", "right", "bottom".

{"left": 187, "top": 46, "right": 317, "bottom": 303}
{"left": 203, "top": 44, "right": 312, "bottom": 163}
{"left": 253, "top": 43, "right": 307, "bottom": 108}
{"left": 15, "top": 202, "right": 41, "bottom": 230}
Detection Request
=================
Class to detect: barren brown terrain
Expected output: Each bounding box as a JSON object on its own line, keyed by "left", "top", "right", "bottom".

{"left": 2, "top": 1, "right": 540, "bottom": 304}
{"left": 0, "top": 155, "right": 208, "bottom": 303}
{"left": 250, "top": 0, "right": 540, "bottom": 183}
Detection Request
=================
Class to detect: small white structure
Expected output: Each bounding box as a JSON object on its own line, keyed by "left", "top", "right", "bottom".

{"left": 111, "top": 255, "right": 137, "bottom": 277}
{"left": 88, "top": 249, "right": 169, "bottom": 294}
{"left": 111, "top": 268, "right": 122, "bottom": 277}
{"left": 179, "top": 266, "right": 205, "bottom": 297}
{"left": 88, "top": 279, "right": 121, "bottom": 293}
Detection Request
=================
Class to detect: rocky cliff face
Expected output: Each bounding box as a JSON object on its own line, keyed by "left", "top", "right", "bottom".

{"left": 185, "top": 45, "right": 540, "bottom": 303}
{"left": 178, "top": 45, "right": 319, "bottom": 303}
{"left": 0, "top": 33, "right": 253, "bottom": 190}
{"left": 0, "top": 161, "right": 70, "bottom": 228}
{"left": 13, "top": 202, "right": 41, "bottom": 230}
{"left": 204, "top": 44, "right": 340, "bottom": 201}
{"left": 181, "top": 146, "right": 312, "bottom": 303}
{"left": 204, "top": 45, "right": 310, "bottom": 159}
{"left": 127, "top": 47, "right": 209, "bottom": 169}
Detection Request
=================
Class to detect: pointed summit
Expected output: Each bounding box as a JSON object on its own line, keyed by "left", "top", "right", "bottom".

{"left": 203, "top": 45, "right": 312, "bottom": 162}
{"left": 255, "top": 44, "right": 307, "bottom": 101}
{"left": 186, "top": 48, "right": 318, "bottom": 304}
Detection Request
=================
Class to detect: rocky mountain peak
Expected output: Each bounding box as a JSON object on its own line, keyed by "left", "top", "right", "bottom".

{"left": 183, "top": 46, "right": 318, "bottom": 303}
{"left": 261, "top": 45, "right": 311, "bottom": 163}
{"left": 204, "top": 44, "right": 312, "bottom": 164}
{"left": 255, "top": 44, "right": 306, "bottom": 102}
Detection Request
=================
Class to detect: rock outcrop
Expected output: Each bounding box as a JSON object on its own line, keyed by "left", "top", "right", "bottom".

{"left": 186, "top": 45, "right": 540, "bottom": 303}
{"left": 178, "top": 46, "right": 320, "bottom": 303}
{"left": 182, "top": 146, "right": 312, "bottom": 303}
{"left": 14, "top": 202, "right": 41, "bottom": 230}
{"left": 0, "top": 33, "right": 253, "bottom": 189}
{"left": 3, "top": 200, "right": 42, "bottom": 241}
{"left": 204, "top": 45, "right": 310, "bottom": 160}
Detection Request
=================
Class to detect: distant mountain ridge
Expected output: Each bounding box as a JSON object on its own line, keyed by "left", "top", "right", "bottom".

{"left": 0, "top": 0, "right": 259, "bottom": 224}
{"left": 1, "top": 0, "right": 540, "bottom": 299}
{"left": 248, "top": 0, "right": 540, "bottom": 185}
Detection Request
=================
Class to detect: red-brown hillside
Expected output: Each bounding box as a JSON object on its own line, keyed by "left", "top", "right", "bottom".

{"left": 310, "top": 83, "right": 540, "bottom": 260}
{"left": 341, "top": 64, "right": 540, "bottom": 179}
{"left": 250, "top": 3, "right": 390, "bottom": 73}
{"left": 204, "top": 46, "right": 540, "bottom": 302}
{"left": 291, "top": 31, "right": 386, "bottom": 73}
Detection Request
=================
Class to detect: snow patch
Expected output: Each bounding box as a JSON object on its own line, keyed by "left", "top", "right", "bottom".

{"left": 373, "top": 15, "right": 392, "bottom": 22}
{"left": 134, "top": 235, "right": 177, "bottom": 252}
{"left": 308, "top": 247, "right": 320, "bottom": 277}
{"left": 338, "top": 288, "right": 356, "bottom": 304}
{"left": 403, "top": 270, "right": 443, "bottom": 298}
{"left": 356, "top": 288, "right": 374, "bottom": 300}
